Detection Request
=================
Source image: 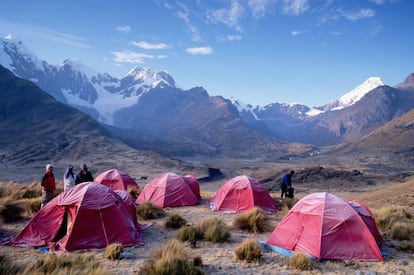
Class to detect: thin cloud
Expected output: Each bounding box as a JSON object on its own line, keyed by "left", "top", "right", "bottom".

{"left": 247, "top": 0, "right": 277, "bottom": 18}
{"left": 111, "top": 50, "right": 154, "bottom": 64}
{"left": 369, "top": 0, "right": 385, "bottom": 4}
{"left": 131, "top": 41, "right": 169, "bottom": 50}
{"left": 174, "top": 3, "right": 201, "bottom": 42}
{"left": 186, "top": 47, "right": 213, "bottom": 55}
{"left": 282, "top": 0, "right": 309, "bottom": 16}
{"left": 115, "top": 25, "right": 131, "bottom": 33}
{"left": 0, "top": 19, "right": 89, "bottom": 48}
{"left": 218, "top": 34, "right": 243, "bottom": 42}
{"left": 340, "top": 8, "right": 375, "bottom": 22}
{"left": 206, "top": 1, "right": 244, "bottom": 31}
{"left": 291, "top": 30, "right": 305, "bottom": 36}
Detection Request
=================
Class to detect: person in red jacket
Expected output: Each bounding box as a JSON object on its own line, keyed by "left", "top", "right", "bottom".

{"left": 41, "top": 164, "right": 56, "bottom": 208}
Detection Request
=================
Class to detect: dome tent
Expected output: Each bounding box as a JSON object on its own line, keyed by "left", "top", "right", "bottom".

{"left": 266, "top": 192, "right": 382, "bottom": 261}
{"left": 136, "top": 172, "right": 199, "bottom": 208}
{"left": 182, "top": 173, "right": 201, "bottom": 200}
{"left": 12, "top": 182, "right": 143, "bottom": 252}
{"left": 348, "top": 200, "right": 381, "bottom": 243}
{"left": 94, "top": 168, "right": 140, "bottom": 192}
{"left": 209, "top": 175, "right": 278, "bottom": 213}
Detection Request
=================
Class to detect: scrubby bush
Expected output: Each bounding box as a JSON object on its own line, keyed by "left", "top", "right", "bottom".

{"left": 165, "top": 213, "right": 187, "bottom": 229}
{"left": 21, "top": 197, "right": 42, "bottom": 216}
{"left": 233, "top": 207, "right": 271, "bottom": 233}
{"left": 397, "top": 240, "right": 414, "bottom": 252}
{"left": 136, "top": 202, "right": 166, "bottom": 219}
{"left": 23, "top": 252, "right": 109, "bottom": 275}
{"left": 176, "top": 225, "right": 203, "bottom": 247}
{"left": 0, "top": 200, "right": 25, "bottom": 223}
{"left": 105, "top": 243, "right": 124, "bottom": 260}
{"left": 390, "top": 222, "right": 414, "bottom": 241}
{"left": 142, "top": 239, "right": 204, "bottom": 275}
{"left": 9, "top": 183, "right": 42, "bottom": 200}
{"left": 196, "top": 217, "right": 230, "bottom": 243}
{"left": 235, "top": 239, "right": 262, "bottom": 263}
{"left": 0, "top": 254, "right": 21, "bottom": 274}
{"left": 373, "top": 207, "right": 414, "bottom": 241}
{"left": 289, "top": 252, "right": 313, "bottom": 270}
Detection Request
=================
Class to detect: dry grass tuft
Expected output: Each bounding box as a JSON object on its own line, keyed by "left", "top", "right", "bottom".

{"left": 142, "top": 239, "right": 204, "bottom": 275}
{"left": 374, "top": 206, "right": 412, "bottom": 233}
{"left": 289, "top": 252, "right": 313, "bottom": 270}
{"left": 195, "top": 217, "right": 230, "bottom": 243}
{"left": 233, "top": 207, "right": 272, "bottom": 233}
{"left": 165, "top": 213, "right": 187, "bottom": 229}
{"left": 397, "top": 240, "right": 414, "bottom": 253}
{"left": 390, "top": 222, "right": 414, "bottom": 241}
{"left": 136, "top": 202, "right": 166, "bottom": 220}
{"left": 235, "top": 238, "right": 262, "bottom": 263}
{"left": 22, "top": 252, "right": 109, "bottom": 275}
{"left": 176, "top": 225, "right": 204, "bottom": 247}
{"left": 0, "top": 200, "right": 25, "bottom": 223}
{"left": 0, "top": 254, "right": 22, "bottom": 274}
{"left": 7, "top": 183, "right": 42, "bottom": 200}
{"left": 105, "top": 243, "right": 124, "bottom": 260}
{"left": 21, "top": 197, "right": 41, "bottom": 216}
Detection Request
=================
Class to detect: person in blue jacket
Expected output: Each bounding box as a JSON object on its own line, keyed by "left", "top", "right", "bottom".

{"left": 280, "top": 170, "right": 295, "bottom": 198}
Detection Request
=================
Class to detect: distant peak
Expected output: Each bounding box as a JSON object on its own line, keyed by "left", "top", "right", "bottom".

{"left": 4, "top": 33, "right": 15, "bottom": 40}
{"left": 126, "top": 66, "right": 175, "bottom": 88}
{"left": 332, "top": 77, "right": 384, "bottom": 111}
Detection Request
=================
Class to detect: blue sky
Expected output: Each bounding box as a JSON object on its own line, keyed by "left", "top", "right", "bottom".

{"left": 0, "top": 0, "right": 413, "bottom": 107}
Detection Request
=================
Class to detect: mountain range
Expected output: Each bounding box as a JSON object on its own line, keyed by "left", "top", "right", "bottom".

{"left": 1, "top": 36, "right": 414, "bottom": 160}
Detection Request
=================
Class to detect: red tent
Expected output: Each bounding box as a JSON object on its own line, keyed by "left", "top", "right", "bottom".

{"left": 94, "top": 169, "right": 140, "bottom": 192}
{"left": 266, "top": 192, "right": 382, "bottom": 261}
{"left": 348, "top": 200, "right": 381, "bottom": 243}
{"left": 182, "top": 173, "right": 201, "bottom": 200}
{"left": 209, "top": 175, "right": 278, "bottom": 213}
{"left": 136, "top": 172, "right": 199, "bottom": 208}
{"left": 12, "top": 182, "right": 143, "bottom": 252}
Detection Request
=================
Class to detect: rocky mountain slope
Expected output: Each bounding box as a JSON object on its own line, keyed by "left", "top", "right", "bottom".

{"left": 0, "top": 65, "right": 207, "bottom": 181}
{"left": 1, "top": 37, "right": 413, "bottom": 156}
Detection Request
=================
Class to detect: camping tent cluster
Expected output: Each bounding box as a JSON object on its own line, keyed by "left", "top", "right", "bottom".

{"left": 266, "top": 192, "right": 383, "bottom": 261}
{"left": 5, "top": 170, "right": 382, "bottom": 262}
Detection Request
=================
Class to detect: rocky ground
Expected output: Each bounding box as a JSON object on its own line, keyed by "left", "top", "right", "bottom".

{"left": 1, "top": 175, "right": 414, "bottom": 274}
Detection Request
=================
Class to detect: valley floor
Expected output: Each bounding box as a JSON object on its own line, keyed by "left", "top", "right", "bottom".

{"left": 1, "top": 177, "right": 414, "bottom": 274}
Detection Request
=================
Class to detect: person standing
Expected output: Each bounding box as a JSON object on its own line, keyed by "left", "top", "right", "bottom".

{"left": 63, "top": 164, "right": 75, "bottom": 191}
{"left": 41, "top": 164, "right": 56, "bottom": 208}
{"left": 280, "top": 170, "right": 295, "bottom": 198}
{"left": 75, "top": 163, "right": 94, "bottom": 184}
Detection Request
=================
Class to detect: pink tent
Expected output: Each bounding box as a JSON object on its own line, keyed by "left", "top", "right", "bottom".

{"left": 12, "top": 182, "right": 143, "bottom": 252}
{"left": 266, "top": 192, "right": 382, "bottom": 261}
{"left": 348, "top": 200, "right": 381, "bottom": 243}
{"left": 136, "top": 172, "right": 199, "bottom": 208}
{"left": 183, "top": 173, "right": 201, "bottom": 200}
{"left": 94, "top": 169, "right": 140, "bottom": 192}
{"left": 209, "top": 175, "right": 278, "bottom": 213}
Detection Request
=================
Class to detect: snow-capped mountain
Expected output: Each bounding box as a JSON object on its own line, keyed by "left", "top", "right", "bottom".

{"left": 1, "top": 36, "right": 414, "bottom": 150}
{"left": 327, "top": 77, "right": 384, "bottom": 111}
{"left": 0, "top": 36, "right": 178, "bottom": 125}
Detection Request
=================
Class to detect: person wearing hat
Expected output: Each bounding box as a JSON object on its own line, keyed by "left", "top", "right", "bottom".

{"left": 63, "top": 164, "right": 75, "bottom": 191}
{"left": 75, "top": 163, "right": 94, "bottom": 185}
{"left": 41, "top": 164, "right": 56, "bottom": 208}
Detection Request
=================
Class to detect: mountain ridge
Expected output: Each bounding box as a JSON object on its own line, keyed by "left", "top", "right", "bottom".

{"left": 1, "top": 36, "right": 413, "bottom": 153}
